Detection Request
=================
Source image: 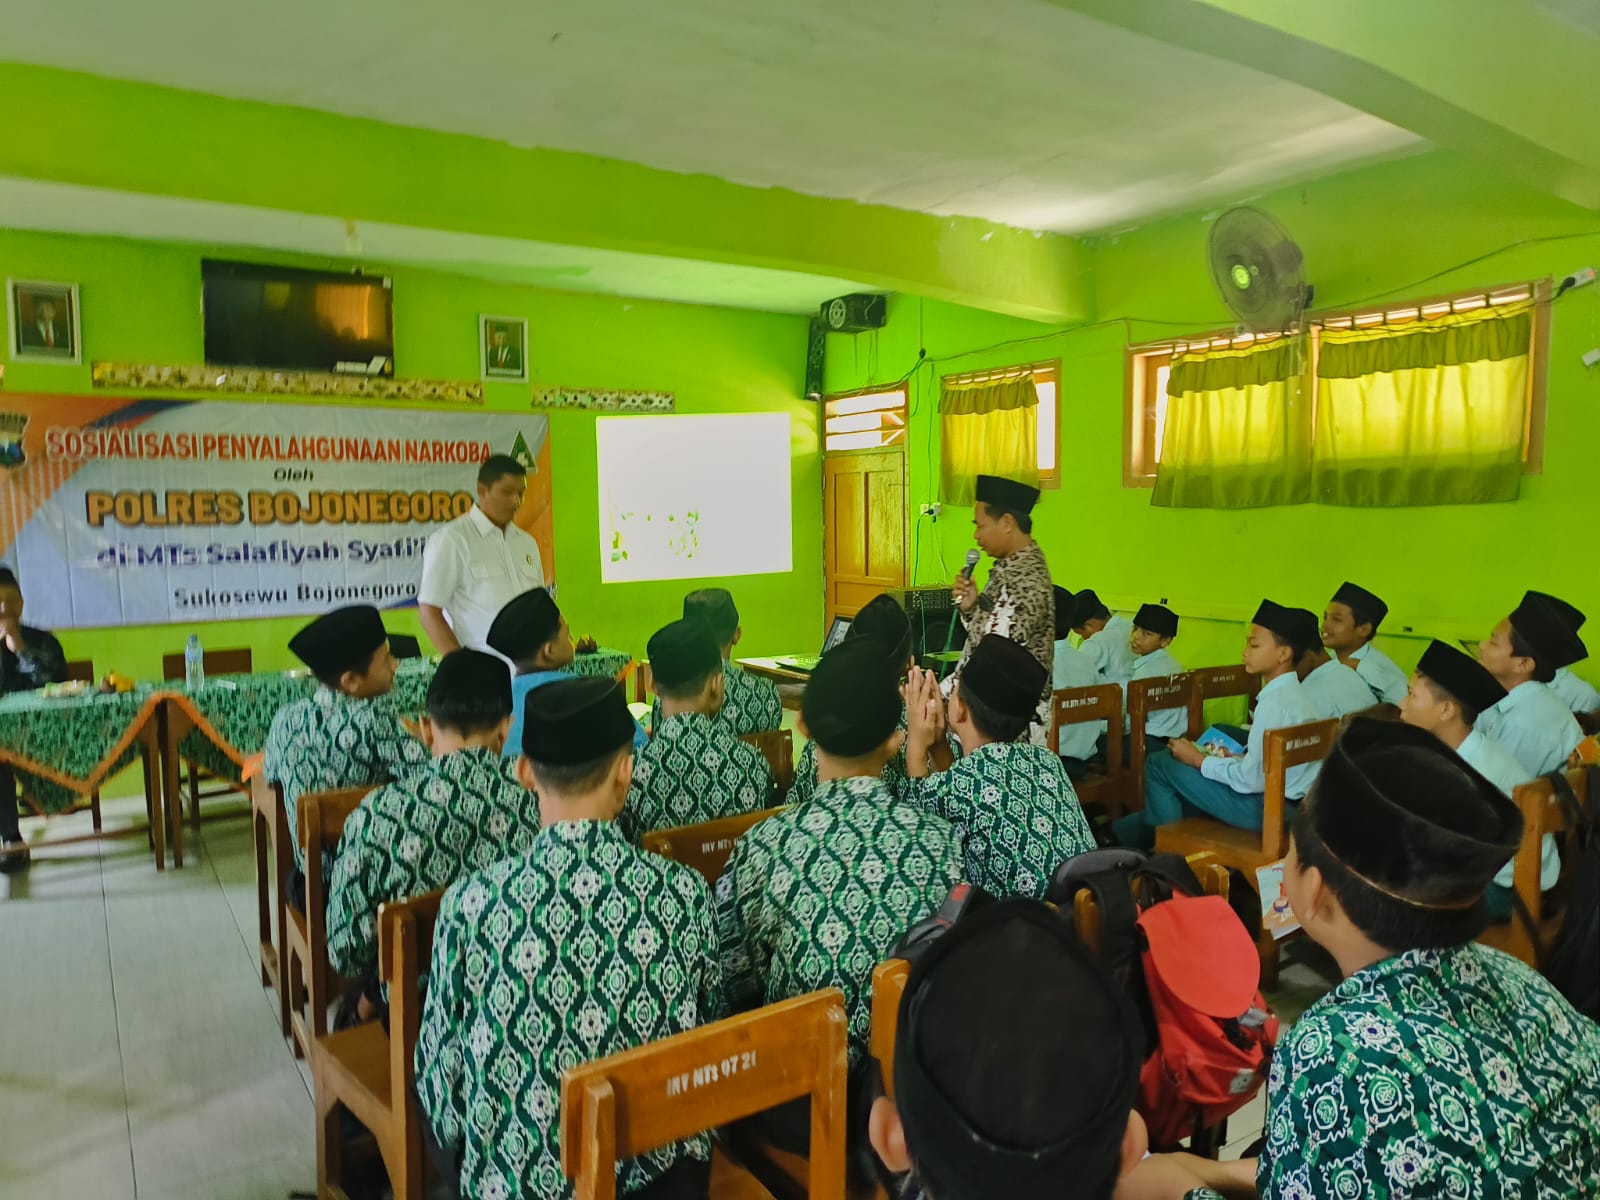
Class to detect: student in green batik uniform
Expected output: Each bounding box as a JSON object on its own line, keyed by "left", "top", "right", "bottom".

{"left": 674, "top": 587, "right": 782, "bottom": 735}
{"left": 623, "top": 619, "right": 773, "bottom": 841}
{"left": 263, "top": 605, "right": 429, "bottom": 891}
{"left": 325, "top": 650, "right": 542, "bottom": 1014}
{"left": 416, "top": 676, "right": 722, "bottom": 1200}
{"left": 904, "top": 635, "right": 1093, "bottom": 899}
{"left": 867, "top": 900, "right": 1228, "bottom": 1200}
{"left": 716, "top": 635, "right": 963, "bottom": 1162}
{"left": 1151, "top": 718, "right": 1600, "bottom": 1198}
{"left": 787, "top": 593, "right": 952, "bottom": 806}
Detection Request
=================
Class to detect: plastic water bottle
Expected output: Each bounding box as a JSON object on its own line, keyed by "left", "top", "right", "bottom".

{"left": 184, "top": 634, "right": 205, "bottom": 691}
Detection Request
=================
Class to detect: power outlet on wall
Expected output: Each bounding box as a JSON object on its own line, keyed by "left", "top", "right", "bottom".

{"left": 919, "top": 502, "right": 942, "bottom": 518}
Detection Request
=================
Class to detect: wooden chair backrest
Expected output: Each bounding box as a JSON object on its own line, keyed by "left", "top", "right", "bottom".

{"left": 1049, "top": 683, "right": 1123, "bottom": 756}
{"left": 870, "top": 958, "right": 910, "bottom": 1101}
{"left": 560, "top": 989, "right": 849, "bottom": 1200}
{"left": 1497, "top": 765, "right": 1590, "bottom": 963}
{"left": 1071, "top": 852, "right": 1232, "bottom": 955}
{"left": 294, "top": 786, "right": 373, "bottom": 1012}
{"left": 161, "top": 646, "right": 255, "bottom": 681}
{"left": 63, "top": 658, "right": 95, "bottom": 683}
{"left": 1127, "top": 673, "right": 1197, "bottom": 809}
{"left": 1258, "top": 719, "right": 1338, "bottom": 860}
{"left": 377, "top": 887, "right": 445, "bottom": 1112}
{"left": 1188, "top": 664, "right": 1259, "bottom": 730}
{"left": 634, "top": 662, "right": 654, "bottom": 705}
{"left": 641, "top": 805, "right": 789, "bottom": 884}
{"left": 740, "top": 729, "right": 795, "bottom": 797}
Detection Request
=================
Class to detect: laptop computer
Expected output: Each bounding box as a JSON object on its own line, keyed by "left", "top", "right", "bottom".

{"left": 774, "top": 617, "right": 852, "bottom": 674}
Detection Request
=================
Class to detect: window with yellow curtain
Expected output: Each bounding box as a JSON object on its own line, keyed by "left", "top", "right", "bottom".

{"left": 939, "top": 376, "right": 1038, "bottom": 507}
{"left": 1153, "top": 338, "right": 1311, "bottom": 509}
{"left": 1313, "top": 301, "right": 1532, "bottom": 506}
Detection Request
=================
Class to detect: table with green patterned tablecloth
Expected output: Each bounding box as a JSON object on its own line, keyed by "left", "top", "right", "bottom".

{"left": 0, "top": 685, "right": 165, "bottom": 814}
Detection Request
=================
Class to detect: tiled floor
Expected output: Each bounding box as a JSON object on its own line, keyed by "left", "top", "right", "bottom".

{"left": 1, "top": 794, "right": 1325, "bottom": 1196}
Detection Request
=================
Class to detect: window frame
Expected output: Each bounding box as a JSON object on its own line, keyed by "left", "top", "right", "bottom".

{"left": 1122, "top": 280, "right": 1550, "bottom": 487}
{"left": 937, "top": 359, "right": 1062, "bottom": 490}
{"left": 821, "top": 384, "right": 909, "bottom": 456}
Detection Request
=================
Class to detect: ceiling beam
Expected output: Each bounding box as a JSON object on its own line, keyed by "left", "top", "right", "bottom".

{"left": 1049, "top": 0, "right": 1600, "bottom": 211}
{"left": 0, "top": 64, "right": 1091, "bottom": 324}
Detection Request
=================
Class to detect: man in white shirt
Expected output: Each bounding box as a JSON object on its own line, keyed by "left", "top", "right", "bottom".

{"left": 1322, "top": 581, "right": 1408, "bottom": 706}
{"left": 1475, "top": 593, "right": 1584, "bottom": 777}
{"left": 1293, "top": 608, "right": 1378, "bottom": 721}
{"left": 1050, "top": 587, "right": 1103, "bottom": 772}
{"left": 1527, "top": 590, "right": 1600, "bottom": 715}
{"left": 417, "top": 455, "right": 545, "bottom": 653}
{"left": 1399, "top": 638, "right": 1556, "bottom": 917}
{"left": 1067, "top": 588, "right": 1135, "bottom": 686}
{"left": 1124, "top": 603, "right": 1185, "bottom": 743}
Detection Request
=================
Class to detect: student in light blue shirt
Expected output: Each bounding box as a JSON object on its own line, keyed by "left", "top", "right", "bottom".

{"left": 1050, "top": 586, "right": 1103, "bottom": 772}
{"left": 1476, "top": 593, "right": 1585, "bottom": 776}
{"left": 1526, "top": 589, "right": 1600, "bottom": 715}
{"left": 1068, "top": 588, "right": 1135, "bottom": 686}
{"left": 1292, "top": 607, "right": 1378, "bottom": 721}
{"left": 1114, "top": 600, "right": 1319, "bottom": 848}
{"left": 1124, "top": 603, "right": 1185, "bottom": 744}
{"left": 1397, "top": 639, "right": 1555, "bottom": 923}
{"left": 1321, "top": 581, "right": 1407, "bottom": 706}
{"left": 486, "top": 588, "right": 646, "bottom": 756}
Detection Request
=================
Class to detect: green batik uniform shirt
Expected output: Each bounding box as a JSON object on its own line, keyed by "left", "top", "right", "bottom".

{"left": 416, "top": 820, "right": 723, "bottom": 1200}
{"left": 910, "top": 741, "right": 1094, "bottom": 900}
{"left": 715, "top": 774, "right": 963, "bottom": 1065}
{"left": 648, "top": 662, "right": 782, "bottom": 738}
{"left": 263, "top": 687, "right": 430, "bottom": 872}
{"left": 787, "top": 706, "right": 913, "bottom": 808}
{"left": 623, "top": 711, "right": 773, "bottom": 842}
{"left": 1259, "top": 942, "right": 1600, "bottom": 1198}
{"left": 325, "top": 748, "right": 542, "bottom": 977}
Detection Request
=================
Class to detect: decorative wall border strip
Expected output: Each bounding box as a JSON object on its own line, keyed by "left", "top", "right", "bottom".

{"left": 91, "top": 362, "right": 483, "bottom": 405}
{"left": 532, "top": 386, "right": 675, "bottom": 413}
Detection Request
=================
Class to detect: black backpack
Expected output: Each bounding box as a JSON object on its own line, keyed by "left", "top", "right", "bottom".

{"left": 1515, "top": 766, "right": 1599, "bottom": 1020}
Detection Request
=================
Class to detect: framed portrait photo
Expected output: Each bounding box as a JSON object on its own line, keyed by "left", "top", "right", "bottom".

{"left": 7, "top": 280, "right": 81, "bottom": 365}
{"left": 480, "top": 315, "right": 529, "bottom": 383}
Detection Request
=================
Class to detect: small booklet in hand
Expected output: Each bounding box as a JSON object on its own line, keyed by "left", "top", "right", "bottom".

{"left": 1195, "top": 725, "right": 1246, "bottom": 757}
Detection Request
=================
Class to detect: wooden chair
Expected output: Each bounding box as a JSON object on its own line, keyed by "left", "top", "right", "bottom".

{"left": 57, "top": 659, "right": 107, "bottom": 834}
{"left": 251, "top": 775, "right": 290, "bottom": 1039}
{"left": 1127, "top": 673, "right": 1198, "bottom": 814}
{"left": 1155, "top": 719, "right": 1338, "bottom": 986}
{"left": 1188, "top": 664, "right": 1259, "bottom": 734}
{"left": 560, "top": 989, "right": 849, "bottom": 1200}
{"left": 284, "top": 785, "right": 371, "bottom": 1059}
{"left": 161, "top": 646, "right": 254, "bottom": 833}
{"left": 740, "top": 729, "right": 795, "bottom": 799}
{"left": 869, "top": 958, "right": 910, "bottom": 1101}
{"left": 634, "top": 662, "right": 655, "bottom": 705}
{"left": 312, "top": 886, "right": 442, "bottom": 1200}
{"left": 1049, "top": 683, "right": 1125, "bottom": 817}
{"left": 641, "top": 806, "right": 790, "bottom": 885}
{"left": 1479, "top": 766, "right": 1591, "bottom": 966}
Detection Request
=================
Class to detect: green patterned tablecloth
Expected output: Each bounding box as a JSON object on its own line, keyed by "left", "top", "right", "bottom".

{"left": 0, "top": 685, "right": 165, "bottom": 814}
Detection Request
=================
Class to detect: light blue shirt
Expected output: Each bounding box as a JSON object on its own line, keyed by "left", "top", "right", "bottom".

{"left": 1551, "top": 666, "right": 1600, "bottom": 715}
{"left": 1349, "top": 641, "right": 1408, "bottom": 705}
{"left": 1301, "top": 656, "right": 1377, "bottom": 720}
{"left": 1051, "top": 638, "right": 1102, "bottom": 761}
{"left": 1455, "top": 727, "right": 1558, "bottom": 891}
{"left": 1476, "top": 680, "right": 1583, "bottom": 777}
{"left": 1200, "top": 671, "right": 1320, "bottom": 798}
{"left": 506, "top": 669, "right": 649, "bottom": 759}
{"left": 1126, "top": 647, "right": 1186, "bottom": 739}
{"left": 1082, "top": 614, "right": 1136, "bottom": 686}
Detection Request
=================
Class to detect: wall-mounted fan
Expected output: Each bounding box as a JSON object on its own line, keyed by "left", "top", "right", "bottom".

{"left": 1207, "top": 207, "right": 1312, "bottom": 333}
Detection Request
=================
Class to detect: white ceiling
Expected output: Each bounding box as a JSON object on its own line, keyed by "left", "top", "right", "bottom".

{"left": 2, "top": 0, "right": 1422, "bottom": 237}
{"left": 0, "top": 177, "right": 872, "bottom": 315}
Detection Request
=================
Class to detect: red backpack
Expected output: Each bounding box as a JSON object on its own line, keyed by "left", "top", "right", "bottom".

{"left": 1048, "top": 850, "right": 1277, "bottom": 1148}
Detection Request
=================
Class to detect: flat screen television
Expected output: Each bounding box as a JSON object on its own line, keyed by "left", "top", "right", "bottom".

{"left": 202, "top": 259, "right": 395, "bottom": 376}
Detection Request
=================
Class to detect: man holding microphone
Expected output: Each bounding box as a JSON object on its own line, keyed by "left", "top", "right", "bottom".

{"left": 950, "top": 475, "right": 1056, "bottom": 745}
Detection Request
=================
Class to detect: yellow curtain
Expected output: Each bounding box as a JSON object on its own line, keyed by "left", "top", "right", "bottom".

{"left": 1153, "top": 339, "right": 1311, "bottom": 508}
{"left": 939, "top": 376, "right": 1038, "bottom": 507}
{"left": 1313, "top": 302, "right": 1530, "bottom": 506}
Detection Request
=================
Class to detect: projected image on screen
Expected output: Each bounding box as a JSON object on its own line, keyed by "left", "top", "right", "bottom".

{"left": 597, "top": 413, "right": 793, "bottom": 584}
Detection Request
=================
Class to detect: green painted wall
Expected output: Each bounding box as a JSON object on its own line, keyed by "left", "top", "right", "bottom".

{"left": 0, "top": 227, "right": 823, "bottom": 682}
{"left": 825, "top": 150, "right": 1600, "bottom": 682}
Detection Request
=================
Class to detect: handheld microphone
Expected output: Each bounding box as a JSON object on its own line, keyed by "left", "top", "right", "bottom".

{"left": 960, "top": 548, "right": 980, "bottom": 580}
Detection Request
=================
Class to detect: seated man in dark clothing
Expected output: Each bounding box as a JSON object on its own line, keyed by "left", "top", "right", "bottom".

{"left": 0, "top": 566, "right": 68, "bottom": 872}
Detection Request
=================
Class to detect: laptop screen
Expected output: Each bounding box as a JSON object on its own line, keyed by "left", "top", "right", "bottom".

{"left": 823, "top": 617, "right": 852, "bottom": 653}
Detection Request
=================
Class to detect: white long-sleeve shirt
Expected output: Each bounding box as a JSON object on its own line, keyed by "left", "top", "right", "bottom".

{"left": 1125, "top": 647, "right": 1186, "bottom": 739}
{"left": 1348, "top": 641, "right": 1408, "bottom": 706}
{"left": 1454, "top": 727, "right": 1558, "bottom": 892}
{"left": 1082, "top": 614, "right": 1135, "bottom": 686}
{"left": 1476, "top": 681, "right": 1583, "bottom": 777}
{"left": 1551, "top": 666, "right": 1600, "bottom": 715}
{"left": 1302, "top": 657, "right": 1378, "bottom": 721}
{"left": 1200, "top": 671, "right": 1320, "bottom": 798}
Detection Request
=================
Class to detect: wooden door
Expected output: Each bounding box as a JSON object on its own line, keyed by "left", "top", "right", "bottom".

{"left": 824, "top": 449, "right": 907, "bottom": 624}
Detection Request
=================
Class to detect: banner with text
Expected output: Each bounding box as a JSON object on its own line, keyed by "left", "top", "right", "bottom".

{"left": 0, "top": 395, "right": 552, "bottom": 629}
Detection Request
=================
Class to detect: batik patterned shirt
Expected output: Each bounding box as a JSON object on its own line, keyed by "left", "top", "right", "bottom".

{"left": 416, "top": 820, "right": 722, "bottom": 1200}
{"left": 1258, "top": 943, "right": 1600, "bottom": 1198}
{"left": 954, "top": 541, "right": 1055, "bottom": 744}
{"left": 325, "top": 747, "right": 542, "bottom": 976}
{"left": 623, "top": 711, "right": 773, "bottom": 841}
{"left": 649, "top": 661, "right": 783, "bottom": 738}
{"left": 909, "top": 742, "right": 1094, "bottom": 899}
{"left": 263, "top": 687, "right": 430, "bottom": 871}
{"left": 715, "top": 774, "right": 963, "bottom": 1065}
{"left": 786, "top": 707, "right": 914, "bottom": 807}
